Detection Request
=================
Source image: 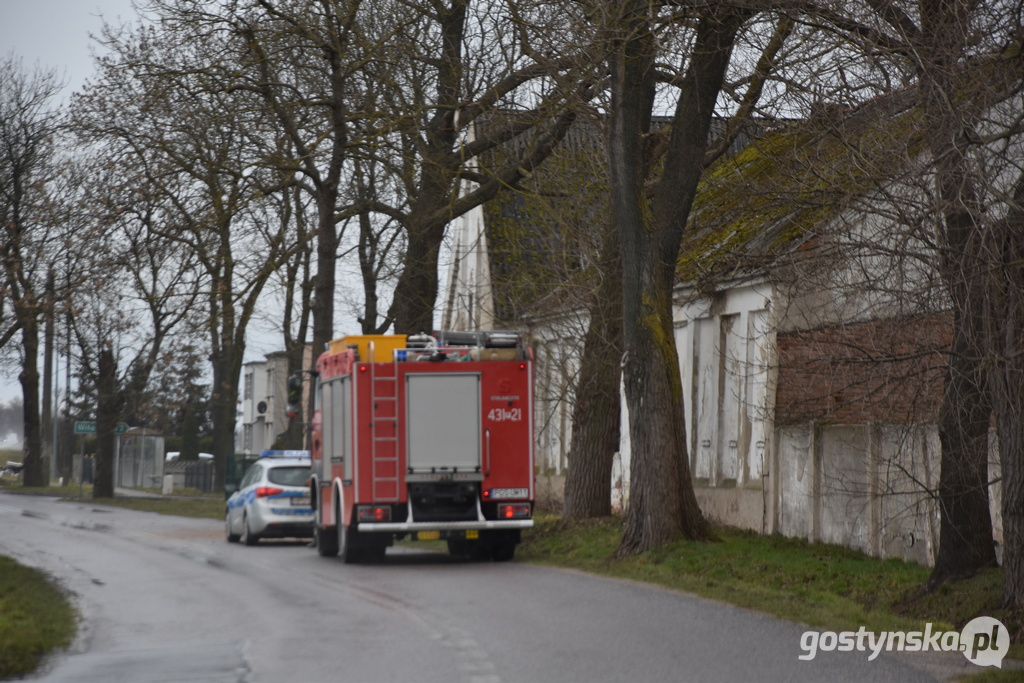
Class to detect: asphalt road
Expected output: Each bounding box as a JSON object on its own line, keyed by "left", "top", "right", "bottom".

{"left": 0, "top": 492, "right": 979, "bottom": 682}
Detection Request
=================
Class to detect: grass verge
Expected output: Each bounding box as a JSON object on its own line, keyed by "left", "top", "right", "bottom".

{"left": 0, "top": 479, "right": 93, "bottom": 497}
{"left": 0, "top": 557, "right": 77, "bottom": 679}
{"left": 1, "top": 478, "right": 223, "bottom": 519}
{"left": 81, "top": 496, "right": 226, "bottom": 519}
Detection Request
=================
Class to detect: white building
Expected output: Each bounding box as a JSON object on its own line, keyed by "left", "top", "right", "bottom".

{"left": 238, "top": 347, "right": 313, "bottom": 454}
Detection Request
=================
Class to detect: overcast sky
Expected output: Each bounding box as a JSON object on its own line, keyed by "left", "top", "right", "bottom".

{"left": 1, "top": 2, "right": 142, "bottom": 402}
{"left": 0, "top": 2, "right": 408, "bottom": 406}
{"left": 0, "top": 0, "right": 141, "bottom": 97}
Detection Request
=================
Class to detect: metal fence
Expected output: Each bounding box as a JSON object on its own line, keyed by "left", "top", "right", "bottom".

{"left": 183, "top": 460, "right": 215, "bottom": 493}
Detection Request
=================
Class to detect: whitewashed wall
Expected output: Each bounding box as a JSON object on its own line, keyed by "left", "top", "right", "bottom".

{"left": 442, "top": 202, "right": 495, "bottom": 332}
{"left": 527, "top": 311, "right": 589, "bottom": 476}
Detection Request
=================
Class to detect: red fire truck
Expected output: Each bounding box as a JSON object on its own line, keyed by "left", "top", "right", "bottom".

{"left": 306, "top": 330, "right": 534, "bottom": 563}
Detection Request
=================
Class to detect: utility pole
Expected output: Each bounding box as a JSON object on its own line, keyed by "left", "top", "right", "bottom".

{"left": 43, "top": 269, "right": 55, "bottom": 481}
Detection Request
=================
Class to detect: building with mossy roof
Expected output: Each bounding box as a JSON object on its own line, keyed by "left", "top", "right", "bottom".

{"left": 666, "top": 89, "right": 955, "bottom": 564}
{"left": 443, "top": 68, "right": 1020, "bottom": 561}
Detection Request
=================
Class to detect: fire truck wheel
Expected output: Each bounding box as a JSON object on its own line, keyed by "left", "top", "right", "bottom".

{"left": 339, "top": 528, "right": 369, "bottom": 563}
{"left": 336, "top": 500, "right": 359, "bottom": 564}
{"left": 338, "top": 529, "right": 361, "bottom": 563}
{"left": 315, "top": 505, "right": 339, "bottom": 557}
{"left": 491, "top": 542, "right": 516, "bottom": 562}
{"left": 362, "top": 543, "right": 386, "bottom": 563}
{"left": 315, "top": 524, "right": 338, "bottom": 556}
{"left": 241, "top": 514, "right": 260, "bottom": 546}
{"left": 446, "top": 539, "right": 472, "bottom": 558}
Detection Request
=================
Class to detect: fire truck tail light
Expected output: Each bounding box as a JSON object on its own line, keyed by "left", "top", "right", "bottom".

{"left": 255, "top": 487, "right": 284, "bottom": 499}
{"left": 357, "top": 505, "right": 392, "bottom": 522}
{"left": 498, "top": 503, "right": 531, "bottom": 519}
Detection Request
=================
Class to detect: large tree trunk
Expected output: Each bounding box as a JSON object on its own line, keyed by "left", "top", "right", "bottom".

{"left": 19, "top": 316, "right": 46, "bottom": 487}
{"left": 312, "top": 189, "right": 341, "bottom": 358}
{"left": 607, "top": 1, "right": 663, "bottom": 553}
{"left": 390, "top": 1, "right": 466, "bottom": 336}
{"left": 921, "top": 0, "right": 997, "bottom": 588}
{"left": 991, "top": 308, "right": 1024, "bottom": 614}
{"left": 928, "top": 305, "right": 997, "bottom": 586}
{"left": 611, "top": 4, "right": 746, "bottom": 555}
{"left": 93, "top": 348, "right": 119, "bottom": 499}
{"left": 42, "top": 270, "right": 54, "bottom": 478}
{"left": 391, "top": 214, "right": 447, "bottom": 335}
{"left": 562, "top": 217, "right": 622, "bottom": 520}
{"left": 985, "top": 175, "right": 1024, "bottom": 614}
{"left": 209, "top": 344, "right": 244, "bottom": 491}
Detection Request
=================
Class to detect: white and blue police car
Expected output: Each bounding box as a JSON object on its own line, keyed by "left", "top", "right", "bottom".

{"left": 226, "top": 451, "right": 313, "bottom": 545}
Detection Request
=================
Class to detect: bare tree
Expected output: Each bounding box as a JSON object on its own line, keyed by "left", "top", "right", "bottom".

{"left": 462, "top": 111, "right": 624, "bottom": 519}
{"left": 590, "top": 0, "right": 792, "bottom": 552}
{"left": 154, "top": 0, "right": 376, "bottom": 357}
{"left": 262, "top": 181, "right": 316, "bottom": 449}
{"left": 986, "top": 169, "right": 1024, "bottom": 613}
{"left": 764, "top": 0, "right": 1024, "bottom": 604}
{"left": 377, "top": 0, "right": 593, "bottom": 334}
{"left": 554, "top": 2, "right": 797, "bottom": 523}
{"left": 801, "top": 0, "right": 1022, "bottom": 591}
{"left": 74, "top": 16, "right": 305, "bottom": 488}
{"left": 0, "top": 56, "right": 65, "bottom": 487}
{"left": 61, "top": 150, "right": 201, "bottom": 497}
{"left": 139, "top": 0, "right": 595, "bottom": 358}
{"left": 561, "top": 209, "right": 622, "bottom": 520}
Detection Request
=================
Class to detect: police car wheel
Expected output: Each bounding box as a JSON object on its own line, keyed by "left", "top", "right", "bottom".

{"left": 242, "top": 514, "right": 260, "bottom": 546}
{"left": 225, "top": 514, "right": 240, "bottom": 543}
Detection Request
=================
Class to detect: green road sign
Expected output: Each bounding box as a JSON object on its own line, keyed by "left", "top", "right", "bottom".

{"left": 73, "top": 421, "right": 129, "bottom": 435}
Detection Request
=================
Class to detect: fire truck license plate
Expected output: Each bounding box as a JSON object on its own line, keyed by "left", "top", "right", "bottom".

{"left": 491, "top": 488, "right": 529, "bottom": 499}
{"left": 291, "top": 496, "right": 310, "bottom": 506}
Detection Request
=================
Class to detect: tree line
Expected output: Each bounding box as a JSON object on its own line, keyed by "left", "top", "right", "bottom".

{"left": 1, "top": 0, "right": 1021, "bottom": 615}
{"left": 0, "top": 399, "right": 22, "bottom": 445}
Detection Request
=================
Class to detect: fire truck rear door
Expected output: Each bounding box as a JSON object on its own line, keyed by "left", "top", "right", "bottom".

{"left": 405, "top": 373, "right": 481, "bottom": 473}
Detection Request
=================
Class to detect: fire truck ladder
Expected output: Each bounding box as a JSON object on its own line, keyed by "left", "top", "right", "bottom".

{"left": 368, "top": 343, "right": 400, "bottom": 502}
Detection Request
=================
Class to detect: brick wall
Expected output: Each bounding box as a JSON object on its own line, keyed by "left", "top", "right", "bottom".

{"left": 775, "top": 312, "right": 952, "bottom": 425}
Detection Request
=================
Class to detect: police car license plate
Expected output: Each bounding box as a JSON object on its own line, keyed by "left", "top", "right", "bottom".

{"left": 291, "top": 496, "right": 310, "bottom": 506}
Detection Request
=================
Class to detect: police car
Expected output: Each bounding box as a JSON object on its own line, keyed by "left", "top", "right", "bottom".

{"left": 226, "top": 451, "right": 313, "bottom": 545}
